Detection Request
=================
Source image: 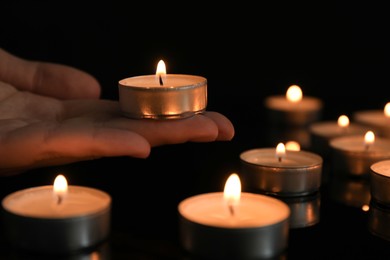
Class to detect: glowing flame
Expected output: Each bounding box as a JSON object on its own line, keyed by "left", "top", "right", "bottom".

{"left": 286, "top": 85, "right": 303, "bottom": 103}
{"left": 285, "top": 141, "right": 300, "bottom": 151}
{"left": 53, "top": 174, "right": 68, "bottom": 202}
{"left": 276, "top": 142, "right": 286, "bottom": 161}
{"left": 223, "top": 173, "right": 241, "bottom": 207}
{"left": 364, "top": 131, "right": 375, "bottom": 149}
{"left": 155, "top": 60, "right": 167, "bottom": 85}
{"left": 337, "top": 115, "right": 350, "bottom": 128}
{"left": 384, "top": 102, "right": 390, "bottom": 118}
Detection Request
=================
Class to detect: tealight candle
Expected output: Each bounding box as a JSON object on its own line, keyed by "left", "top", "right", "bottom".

{"left": 370, "top": 159, "right": 390, "bottom": 205}
{"left": 264, "top": 84, "right": 323, "bottom": 126}
{"left": 1, "top": 174, "right": 111, "bottom": 254}
{"left": 240, "top": 143, "right": 323, "bottom": 196}
{"left": 118, "top": 60, "right": 207, "bottom": 119}
{"left": 353, "top": 102, "right": 390, "bottom": 137}
{"left": 329, "top": 131, "right": 390, "bottom": 176}
{"left": 309, "top": 115, "right": 370, "bottom": 158}
{"left": 178, "top": 173, "right": 290, "bottom": 259}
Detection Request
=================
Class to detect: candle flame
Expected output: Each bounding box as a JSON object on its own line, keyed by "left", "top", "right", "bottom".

{"left": 223, "top": 173, "right": 241, "bottom": 207}
{"left": 286, "top": 85, "right": 302, "bottom": 103}
{"left": 53, "top": 174, "right": 68, "bottom": 203}
{"left": 384, "top": 102, "right": 390, "bottom": 118}
{"left": 337, "top": 115, "right": 350, "bottom": 128}
{"left": 276, "top": 142, "right": 286, "bottom": 162}
{"left": 364, "top": 130, "right": 375, "bottom": 150}
{"left": 156, "top": 60, "right": 167, "bottom": 86}
{"left": 285, "top": 141, "right": 300, "bottom": 151}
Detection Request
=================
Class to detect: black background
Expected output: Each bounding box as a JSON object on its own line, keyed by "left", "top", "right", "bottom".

{"left": 1, "top": 2, "right": 390, "bottom": 259}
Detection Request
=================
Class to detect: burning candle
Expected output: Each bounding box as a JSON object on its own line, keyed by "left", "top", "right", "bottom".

{"left": 178, "top": 173, "right": 290, "bottom": 259}
{"left": 1, "top": 174, "right": 111, "bottom": 254}
{"left": 370, "top": 159, "right": 390, "bottom": 206}
{"left": 240, "top": 143, "right": 323, "bottom": 196}
{"left": 329, "top": 131, "right": 390, "bottom": 176}
{"left": 309, "top": 114, "right": 370, "bottom": 158}
{"left": 353, "top": 102, "right": 390, "bottom": 137}
{"left": 264, "top": 84, "right": 323, "bottom": 126}
{"left": 118, "top": 60, "right": 207, "bottom": 119}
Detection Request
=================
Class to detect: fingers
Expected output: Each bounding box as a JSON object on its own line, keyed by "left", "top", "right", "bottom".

{"left": 60, "top": 99, "right": 235, "bottom": 146}
{"left": 107, "top": 111, "right": 235, "bottom": 147}
{"left": 203, "top": 111, "right": 235, "bottom": 141}
{"left": 0, "top": 48, "right": 101, "bottom": 99}
{"left": 0, "top": 121, "right": 151, "bottom": 172}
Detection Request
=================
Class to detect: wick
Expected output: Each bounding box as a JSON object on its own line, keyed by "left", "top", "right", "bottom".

{"left": 278, "top": 156, "right": 282, "bottom": 163}
{"left": 365, "top": 144, "right": 370, "bottom": 151}
{"left": 57, "top": 195, "right": 63, "bottom": 205}
{"left": 228, "top": 204, "right": 235, "bottom": 217}
{"left": 159, "top": 74, "right": 164, "bottom": 86}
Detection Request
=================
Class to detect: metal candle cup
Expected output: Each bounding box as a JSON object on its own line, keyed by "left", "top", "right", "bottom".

{"left": 264, "top": 95, "right": 323, "bottom": 126}
{"left": 240, "top": 148, "right": 323, "bottom": 197}
{"left": 178, "top": 192, "right": 290, "bottom": 259}
{"left": 118, "top": 74, "right": 207, "bottom": 119}
{"left": 1, "top": 185, "right": 111, "bottom": 254}
{"left": 309, "top": 121, "right": 370, "bottom": 159}
{"left": 329, "top": 135, "right": 390, "bottom": 177}
{"left": 354, "top": 109, "right": 390, "bottom": 138}
{"left": 370, "top": 160, "right": 390, "bottom": 205}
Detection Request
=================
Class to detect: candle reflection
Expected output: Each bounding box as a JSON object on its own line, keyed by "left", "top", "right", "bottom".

{"left": 368, "top": 200, "right": 390, "bottom": 242}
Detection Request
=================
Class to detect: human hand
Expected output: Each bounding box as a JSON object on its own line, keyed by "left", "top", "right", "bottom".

{"left": 0, "top": 49, "right": 235, "bottom": 176}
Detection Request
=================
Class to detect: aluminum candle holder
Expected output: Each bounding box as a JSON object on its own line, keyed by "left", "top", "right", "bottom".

{"left": 178, "top": 192, "right": 290, "bottom": 259}
{"left": 240, "top": 148, "right": 323, "bottom": 197}
{"left": 118, "top": 74, "right": 207, "bottom": 119}
{"left": 370, "top": 159, "right": 390, "bottom": 205}
{"left": 330, "top": 135, "right": 390, "bottom": 177}
{"left": 1, "top": 185, "right": 111, "bottom": 255}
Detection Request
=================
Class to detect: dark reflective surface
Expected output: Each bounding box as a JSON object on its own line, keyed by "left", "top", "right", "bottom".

{"left": 1, "top": 2, "right": 390, "bottom": 259}
{"left": 1, "top": 122, "right": 390, "bottom": 259}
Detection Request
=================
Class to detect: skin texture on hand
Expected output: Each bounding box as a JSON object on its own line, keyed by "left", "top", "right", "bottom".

{"left": 0, "top": 49, "right": 235, "bottom": 176}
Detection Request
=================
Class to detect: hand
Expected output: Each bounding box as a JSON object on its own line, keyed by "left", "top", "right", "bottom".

{"left": 0, "top": 49, "right": 235, "bottom": 176}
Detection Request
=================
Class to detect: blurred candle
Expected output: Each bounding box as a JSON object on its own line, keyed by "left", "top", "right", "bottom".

{"left": 264, "top": 84, "right": 323, "bottom": 126}
{"left": 118, "top": 60, "right": 207, "bottom": 119}
{"left": 353, "top": 102, "right": 390, "bottom": 137}
{"left": 178, "top": 173, "right": 290, "bottom": 259}
{"left": 240, "top": 143, "right": 323, "bottom": 196}
{"left": 309, "top": 115, "right": 370, "bottom": 158}
{"left": 285, "top": 140, "right": 301, "bottom": 151}
{"left": 330, "top": 131, "right": 390, "bottom": 176}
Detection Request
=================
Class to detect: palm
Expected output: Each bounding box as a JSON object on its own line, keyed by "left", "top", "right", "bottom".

{"left": 0, "top": 83, "right": 233, "bottom": 175}
{"left": 0, "top": 48, "right": 234, "bottom": 175}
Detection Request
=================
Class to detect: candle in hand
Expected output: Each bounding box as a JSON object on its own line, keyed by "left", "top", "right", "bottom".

{"left": 264, "top": 84, "right": 323, "bottom": 126}
{"left": 1, "top": 174, "right": 111, "bottom": 254}
{"left": 178, "top": 173, "right": 290, "bottom": 259}
{"left": 118, "top": 59, "right": 207, "bottom": 119}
